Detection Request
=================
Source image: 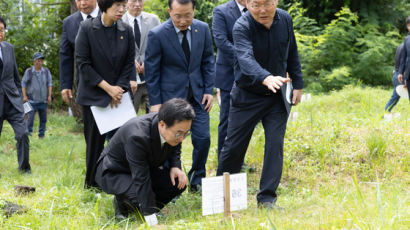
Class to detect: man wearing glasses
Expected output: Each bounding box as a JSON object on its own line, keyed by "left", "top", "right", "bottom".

{"left": 145, "top": 0, "right": 215, "bottom": 193}
{"left": 217, "top": 0, "right": 303, "bottom": 209}
{"left": 122, "top": 0, "right": 161, "bottom": 114}
{"left": 95, "top": 98, "right": 193, "bottom": 219}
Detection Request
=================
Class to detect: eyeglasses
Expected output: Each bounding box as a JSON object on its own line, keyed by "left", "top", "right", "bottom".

{"left": 249, "top": 1, "right": 277, "bottom": 10}
{"left": 175, "top": 130, "right": 191, "bottom": 139}
{"left": 129, "top": 0, "right": 143, "bottom": 2}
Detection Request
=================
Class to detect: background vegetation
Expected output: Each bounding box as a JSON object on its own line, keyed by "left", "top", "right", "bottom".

{"left": 0, "top": 0, "right": 410, "bottom": 108}
{"left": 0, "top": 87, "right": 408, "bottom": 229}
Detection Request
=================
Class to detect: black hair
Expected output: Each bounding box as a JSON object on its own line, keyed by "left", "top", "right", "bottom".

{"left": 0, "top": 16, "right": 6, "bottom": 29}
{"left": 168, "top": 0, "right": 195, "bottom": 9}
{"left": 406, "top": 16, "right": 410, "bottom": 25}
{"left": 158, "top": 98, "right": 195, "bottom": 127}
{"left": 98, "top": 0, "right": 127, "bottom": 13}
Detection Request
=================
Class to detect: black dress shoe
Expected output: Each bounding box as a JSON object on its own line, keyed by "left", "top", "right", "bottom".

{"left": 189, "top": 184, "right": 201, "bottom": 194}
{"left": 19, "top": 169, "right": 31, "bottom": 174}
{"left": 258, "top": 202, "right": 284, "bottom": 211}
{"left": 113, "top": 197, "right": 128, "bottom": 220}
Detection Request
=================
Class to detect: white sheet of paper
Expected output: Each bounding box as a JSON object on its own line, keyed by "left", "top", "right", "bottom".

{"left": 144, "top": 214, "right": 158, "bottom": 226}
{"left": 23, "top": 102, "right": 33, "bottom": 114}
{"left": 396, "top": 85, "right": 409, "bottom": 99}
{"left": 286, "top": 82, "right": 292, "bottom": 104}
{"left": 202, "top": 173, "right": 247, "bottom": 216}
{"left": 90, "top": 92, "right": 137, "bottom": 135}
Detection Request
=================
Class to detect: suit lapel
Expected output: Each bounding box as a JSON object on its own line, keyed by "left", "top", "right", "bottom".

{"left": 189, "top": 21, "right": 200, "bottom": 68}
{"left": 140, "top": 13, "right": 149, "bottom": 52}
{"left": 151, "top": 117, "right": 162, "bottom": 157}
{"left": 230, "top": 0, "right": 242, "bottom": 19}
{"left": 93, "top": 18, "right": 115, "bottom": 67}
{"left": 165, "top": 19, "right": 188, "bottom": 66}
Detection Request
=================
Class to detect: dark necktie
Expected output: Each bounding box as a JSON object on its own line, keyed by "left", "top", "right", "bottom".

{"left": 0, "top": 57, "right": 3, "bottom": 79}
{"left": 134, "top": 18, "right": 141, "bottom": 48}
{"left": 87, "top": 15, "right": 92, "bottom": 19}
{"left": 181, "top": 30, "right": 190, "bottom": 63}
{"left": 243, "top": 8, "right": 247, "bottom": 13}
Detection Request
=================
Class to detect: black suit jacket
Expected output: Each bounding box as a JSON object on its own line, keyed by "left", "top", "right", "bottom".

{"left": 75, "top": 16, "right": 136, "bottom": 107}
{"left": 95, "top": 113, "right": 182, "bottom": 214}
{"left": 399, "top": 34, "right": 410, "bottom": 81}
{"left": 0, "top": 42, "right": 24, "bottom": 117}
{"left": 59, "top": 11, "right": 83, "bottom": 90}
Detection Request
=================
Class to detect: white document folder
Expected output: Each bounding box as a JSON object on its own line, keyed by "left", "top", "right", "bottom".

{"left": 91, "top": 92, "right": 137, "bottom": 135}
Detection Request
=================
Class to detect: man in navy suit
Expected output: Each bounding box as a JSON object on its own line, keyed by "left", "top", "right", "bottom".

{"left": 59, "top": 0, "right": 99, "bottom": 104}
{"left": 212, "top": 0, "right": 246, "bottom": 161}
{"left": 0, "top": 17, "right": 31, "bottom": 173}
{"left": 145, "top": 0, "right": 215, "bottom": 192}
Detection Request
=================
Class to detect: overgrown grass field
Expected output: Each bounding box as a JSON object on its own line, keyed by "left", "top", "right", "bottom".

{"left": 0, "top": 86, "right": 409, "bottom": 229}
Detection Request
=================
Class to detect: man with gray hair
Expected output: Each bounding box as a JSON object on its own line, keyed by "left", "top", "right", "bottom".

{"left": 217, "top": 0, "right": 303, "bottom": 209}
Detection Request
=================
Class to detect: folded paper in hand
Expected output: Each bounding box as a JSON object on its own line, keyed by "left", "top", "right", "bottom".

{"left": 396, "top": 85, "right": 409, "bottom": 99}
{"left": 91, "top": 92, "right": 137, "bottom": 135}
{"left": 23, "top": 102, "right": 33, "bottom": 114}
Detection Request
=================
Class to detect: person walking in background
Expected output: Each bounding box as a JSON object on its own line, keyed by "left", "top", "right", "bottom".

{"left": 122, "top": 0, "right": 161, "bottom": 114}
{"left": 145, "top": 0, "right": 215, "bottom": 193}
{"left": 212, "top": 0, "right": 247, "bottom": 162}
{"left": 22, "top": 53, "right": 53, "bottom": 138}
{"left": 0, "top": 16, "right": 31, "bottom": 174}
{"left": 217, "top": 0, "right": 303, "bottom": 209}
{"left": 59, "top": 0, "right": 99, "bottom": 105}
{"left": 398, "top": 16, "right": 410, "bottom": 100}
{"left": 384, "top": 43, "right": 403, "bottom": 112}
{"left": 75, "top": 0, "right": 136, "bottom": 189}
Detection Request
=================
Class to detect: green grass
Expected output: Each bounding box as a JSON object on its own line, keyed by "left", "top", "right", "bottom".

{"left": 0, "top": 86, "right": 409, "bottom": 229}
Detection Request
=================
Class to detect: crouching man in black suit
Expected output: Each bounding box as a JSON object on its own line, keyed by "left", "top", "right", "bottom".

{"left": 95, "top": 98, "right": 194, "bottom": 219}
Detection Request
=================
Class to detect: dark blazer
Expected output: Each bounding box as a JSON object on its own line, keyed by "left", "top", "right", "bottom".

{"left": 59, "top": 11, "right": 83, "bottom": 91}
{"left": 145, "top": 19, "right": 215, "bottom": 107}
{"left": 95, "top": 113, "right": 182, "bottom": 213}
{"left": 0, "top": 42, "right": 24, "bottom": 117}
{"left": 399, "top": 34, "right": 410, "bottom": 81}
{"left": 75, "top": 16, "right": 136, "bottom": 107}
{"left": 212, "top": 0, "right": 242, "bottom": 91}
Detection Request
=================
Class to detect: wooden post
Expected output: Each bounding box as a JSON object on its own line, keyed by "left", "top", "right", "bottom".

{"left": 223, "top": 172, "right": 230, "bottom": 218}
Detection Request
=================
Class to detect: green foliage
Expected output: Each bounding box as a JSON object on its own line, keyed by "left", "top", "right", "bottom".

{"left": 366, "top": 129, "right": 387, "bottom": 160}
{"left": 1, "top": 0, "right": 70, "bottom": 110}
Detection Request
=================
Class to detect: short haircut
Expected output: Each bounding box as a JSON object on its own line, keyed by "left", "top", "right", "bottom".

{"left": 168, "top": 0, "right": 195, "bottom": 9}
{"left": 406, "top": 16, "right": 410, "bottom": 25}
{"left": 158, "top": 98, "right": 195, "bottom": 127}
{"left": 98, "top": 0, "right": 127, "bottom": 13}
{"left": 0, "top": 16, "right": 6, "bottom": 29}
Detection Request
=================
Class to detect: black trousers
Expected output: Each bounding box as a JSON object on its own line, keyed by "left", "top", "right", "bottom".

{"left": 0, "top": 95, "right": 30, "bottom": 171}
{"left": 217, "top": 86, "right": 288, "bottom": 204}
{"left": 82, "top": 106, "right": 105, "bottom": 189}
{"left": 116, "top": 166, "right": 185, "bottom": 216}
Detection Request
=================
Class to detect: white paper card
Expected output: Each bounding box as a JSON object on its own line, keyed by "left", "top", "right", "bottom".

{"left": 23, "top": 102, "right": 33, "bottom": 114}
{"left": 90, "top": 92, "right": 137, "bottom": 135}
{"left": 286, "top": 82, "right": 292, "bottom": 104}
{"left": 202, "top": 173, "right": 247, "bottom": 216}
{"left": 144, "top": 214, "right": 158, "bottom": 226}
{"left": 396, "top": 85, "right": 409, "bottom": 99}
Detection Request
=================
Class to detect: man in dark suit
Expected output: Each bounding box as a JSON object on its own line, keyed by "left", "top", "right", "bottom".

{"left": 0, "top": 17, "right": 31, "bottom": 173}
{"left": 95, "top": 98, "right": 193, "bottom": 219}
{"left": 217, "top": 0, "right": 303, "bottom": 209}
{"left": 75, "top": 0, "right": 136, "bottom": 189}
{"left": 398, "top": 16, "right": 410, "bottom": 100}
{"left": 212, "top": 0, "right": 246, "bottom": 160}
{"left": 145, "top": 0, "right": 215, "bottom": 192}
{"left": 59, "top": 0, "right": 99, "bottom": 104}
